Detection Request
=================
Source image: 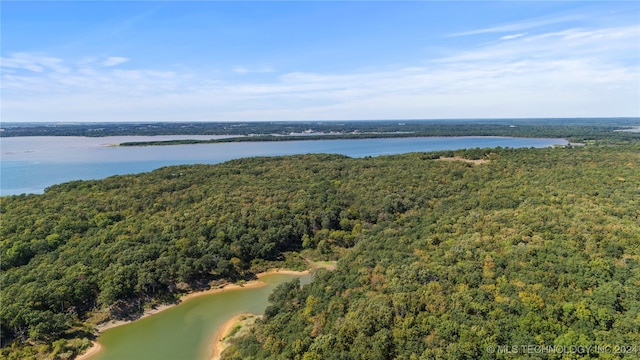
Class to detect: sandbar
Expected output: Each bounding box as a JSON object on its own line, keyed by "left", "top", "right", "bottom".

{"left": 209, "top": 313, "right": 254, "bottom": 360}
{"left": 75, "top": 341, "right": 102, "bottom": 360}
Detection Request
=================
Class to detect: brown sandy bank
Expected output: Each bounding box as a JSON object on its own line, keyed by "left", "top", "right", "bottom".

{"left": 209, "top": 313, "right": 258, "bottom": 360}
{"left": 75, "top": 341, "right": 102, "bottom": 360}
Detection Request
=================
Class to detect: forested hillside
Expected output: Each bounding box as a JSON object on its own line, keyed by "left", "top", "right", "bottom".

{"left": 1, "top": 145, "right": 639, "bottom": 359}
{"left": 221, "top": 145, "right": 640, "bottom": 360}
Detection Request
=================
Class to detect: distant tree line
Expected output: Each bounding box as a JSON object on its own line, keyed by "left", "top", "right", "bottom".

{"left": 2, "top": 119, "right": 639, "bottom": 145}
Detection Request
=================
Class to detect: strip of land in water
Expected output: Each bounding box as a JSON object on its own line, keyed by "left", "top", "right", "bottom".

{"left": 118, "top": 133, "right": 421, "bottom": 146}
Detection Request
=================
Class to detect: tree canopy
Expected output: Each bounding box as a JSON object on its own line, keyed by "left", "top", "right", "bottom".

{"left": 1, "top": 143, "right": 639, "bottom": 359}
{"left": 221, "top": 145, "right": 640, "bottom": 360}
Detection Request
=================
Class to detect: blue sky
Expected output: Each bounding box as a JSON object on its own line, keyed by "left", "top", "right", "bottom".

{"left": 2, "top": 1, "right": 639, "bottom": 122}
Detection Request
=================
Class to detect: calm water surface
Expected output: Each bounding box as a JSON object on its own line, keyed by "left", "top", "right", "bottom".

{"left": 0, "top": 136, "right": 567, "bottom": 195}
{"left": 91, "top": 273, "right": 312, "bottom": 360}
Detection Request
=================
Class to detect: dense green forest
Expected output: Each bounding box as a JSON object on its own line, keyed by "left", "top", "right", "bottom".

{"left": 1, "top": 143, "right": 639, "bottom": 359}
{"left": 221, "top": 146, "right": 640, "bottom": 360}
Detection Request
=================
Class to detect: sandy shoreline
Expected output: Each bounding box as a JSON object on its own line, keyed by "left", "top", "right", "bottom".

{"left": 75, "top": 341, "right": 102, "bottom": 360}
{"left": 209, "top": 267, "right": 331, "bottom": 359}
{"left": 209, "top": 313, "right": 253, "bottom": 360}
{"left": 94, "top": 303, "right": 173, "bottom": 333}
{"left": 74, "top": 269, "right": 309, "bottom": 359}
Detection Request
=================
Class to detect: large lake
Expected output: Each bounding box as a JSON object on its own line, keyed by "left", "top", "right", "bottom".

{"left": 0, "top": 136, "right": 567, "bottom": 196}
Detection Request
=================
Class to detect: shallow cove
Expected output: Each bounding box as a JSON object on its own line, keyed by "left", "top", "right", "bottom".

{"left": 88, "top": 273, "right": 312, "bottom": 360}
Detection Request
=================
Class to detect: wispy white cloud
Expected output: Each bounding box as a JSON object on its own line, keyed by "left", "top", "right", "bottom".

{"left": 501, "top": 33, "right": 525, "bottom": 40}
{"left": 449, "top": 14, "right": 585, "bottom": 37}
{"left": 1, "top": 53, "right": 184, "bottom": 98}
{"left": 101, "top": 56, "right": 130, "bottom": 67}
{"left": 232, "top": 66, "right": 249, "bottom": 74}
{"left": 438, "top": 25, "right": 640, "bottom": 64}
{"left": 232, "top": 65, "right": 275, "bottom": 74}
{"left": 2, "top": 21, "right": 638, "bottom": 122}
{"left": 1, "top": 52, "right": 69, "bottom": 73}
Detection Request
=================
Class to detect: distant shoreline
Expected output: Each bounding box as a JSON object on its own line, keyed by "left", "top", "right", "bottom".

{"left": 2, "top": 118, "right": 638, "bottom": 139}
{"left": 116, "top": 133, "right": 564, "bottom": 147}
{"left": 73, "top": 269, "right": 310, "bottom": 360}
{"left": 2, "top": 135, "right": 569, "bottom": 197}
